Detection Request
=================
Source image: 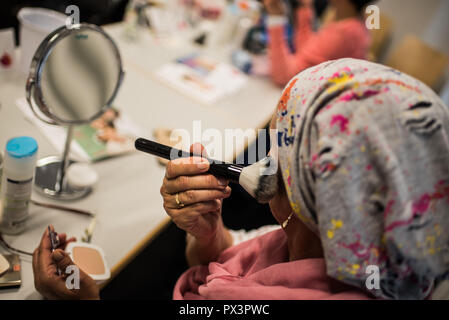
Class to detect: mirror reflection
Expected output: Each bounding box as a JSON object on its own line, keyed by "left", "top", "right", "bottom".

{"left": 40, "top": 28, "right": 121, "bottom": 123}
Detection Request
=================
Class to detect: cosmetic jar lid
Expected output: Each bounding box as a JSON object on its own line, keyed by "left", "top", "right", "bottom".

{"left": 66, "top": 163, "right": 98, "bottom": 189}
{"left": 6, "top": 136, "right": 38, "bottom": 158}
{"left": 65, "top": 242, "right": 110, "bottom": 282}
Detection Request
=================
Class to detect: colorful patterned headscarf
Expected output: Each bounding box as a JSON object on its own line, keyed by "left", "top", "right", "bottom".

{"left": 276, "top": 58, "right": 449, "bottom": 299}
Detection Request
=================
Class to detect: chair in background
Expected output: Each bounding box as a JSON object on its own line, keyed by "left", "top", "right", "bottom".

{"left": 386, "top": 34, "right": 449, "bottom": 91}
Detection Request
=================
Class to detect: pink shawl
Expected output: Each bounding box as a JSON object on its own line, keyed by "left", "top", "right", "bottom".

{"left": 173, "top": 229, "right": 372, "bottom": 300}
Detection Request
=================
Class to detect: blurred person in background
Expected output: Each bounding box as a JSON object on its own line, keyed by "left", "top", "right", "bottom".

{"left": 264, "top": 0, "right": 373, "bottom": 86}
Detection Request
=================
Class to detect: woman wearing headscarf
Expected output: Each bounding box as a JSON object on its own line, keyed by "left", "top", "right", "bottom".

{"left": 32, "top": 58, "right": 449, "bottom": 300}
{"left": 168, "top": 58, "right": 449, "bottom": 300}
{"left": 264, "top": 0, "right": 373, "bottom": 86}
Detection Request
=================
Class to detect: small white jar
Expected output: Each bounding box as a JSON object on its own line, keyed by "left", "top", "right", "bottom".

{"left": 0, "top": 137, "right": 38, "bottom": 234}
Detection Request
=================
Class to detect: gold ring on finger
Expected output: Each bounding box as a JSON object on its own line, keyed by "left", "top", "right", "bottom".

{"left": 175, "top": 192, "right": 185, "bottom": 208}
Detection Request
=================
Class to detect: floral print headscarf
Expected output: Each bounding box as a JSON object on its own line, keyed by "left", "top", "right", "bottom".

{"left": 276, "top": 58, "right": 449, "bottom": 299}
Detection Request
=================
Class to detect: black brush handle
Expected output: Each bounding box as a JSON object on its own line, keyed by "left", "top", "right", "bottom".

{"left": 135, "top": 138, "right": 242, "bottom": 182}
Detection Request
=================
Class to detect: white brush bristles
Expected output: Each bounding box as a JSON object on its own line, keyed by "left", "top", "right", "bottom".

{"left": 238, "top": 157, "right": 279, "bottom": 203}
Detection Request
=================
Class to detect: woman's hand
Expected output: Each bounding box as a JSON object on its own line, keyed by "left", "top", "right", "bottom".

{"left": 32, "top": 226, "right": 99, "bottom": 300}
{"left": 160, "top": 144, "right": 232, "bottom": 241}
{"left": 263, "top": 0, "right": 286, "bottom": 15}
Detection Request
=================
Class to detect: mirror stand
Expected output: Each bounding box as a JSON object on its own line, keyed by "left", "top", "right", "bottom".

{"left": 27, "top": 23, "right": 123, "bottom": 201}
{"left": 34, "top": 126, "right": 91, "bottom": 200}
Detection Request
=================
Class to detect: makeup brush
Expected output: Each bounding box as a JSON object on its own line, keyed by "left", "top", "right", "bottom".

{"left": 135, "top": 138, "right": 278, "bottom": 203}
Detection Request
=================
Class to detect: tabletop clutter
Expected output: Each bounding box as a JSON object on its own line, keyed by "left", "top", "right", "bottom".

{"left": 0, "top": 9, "right": 125, "bottom": 289}
{"left": 124, "top": 0, "right": 271, "bottom": 76}
{"left": 0, "top": 135, "right": 109, "bottom": 287}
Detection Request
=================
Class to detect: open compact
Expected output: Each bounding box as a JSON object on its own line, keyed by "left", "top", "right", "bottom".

{"left": 65, "top": 242, "right": 110, "bottom": 283}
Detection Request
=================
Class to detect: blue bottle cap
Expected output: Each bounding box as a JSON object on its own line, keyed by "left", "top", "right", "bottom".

{"left": 6, "top": 136, "right": 38, "bottom": 158}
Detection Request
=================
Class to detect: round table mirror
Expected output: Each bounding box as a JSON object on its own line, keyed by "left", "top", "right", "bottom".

{"left": 26, "top": 24, "right": 124, "bottom": 200}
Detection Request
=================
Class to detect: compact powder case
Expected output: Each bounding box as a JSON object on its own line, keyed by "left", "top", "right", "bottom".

{"left": 65, "top": 242, "right": 110, "bottom": 283}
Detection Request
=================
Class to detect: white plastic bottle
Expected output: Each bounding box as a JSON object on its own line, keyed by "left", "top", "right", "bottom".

{"left": 0, "top": 137, "right": 38, "bottom": 235}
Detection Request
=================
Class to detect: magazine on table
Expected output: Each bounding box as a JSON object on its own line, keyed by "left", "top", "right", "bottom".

{"left": 155, "top": 53, "right": 248, "bottom": 105}
{"left": 16, "top": 97, "right": 146, "bottom": 162}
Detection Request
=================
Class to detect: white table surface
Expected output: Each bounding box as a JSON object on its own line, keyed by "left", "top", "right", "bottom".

{"left": 0, "top": 23, "right": 281, "bottom": 299}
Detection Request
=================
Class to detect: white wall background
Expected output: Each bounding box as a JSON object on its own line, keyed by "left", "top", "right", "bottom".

{"left": 377, "top": 0, "right": 448, "bottom": 57}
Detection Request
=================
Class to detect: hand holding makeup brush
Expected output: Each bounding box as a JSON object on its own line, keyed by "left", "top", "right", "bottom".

{"left": 160, "top": 144, "right": 234, "bottom": 266}
{"left": 32, "top": 226, "right": 99, "bottom": 300}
